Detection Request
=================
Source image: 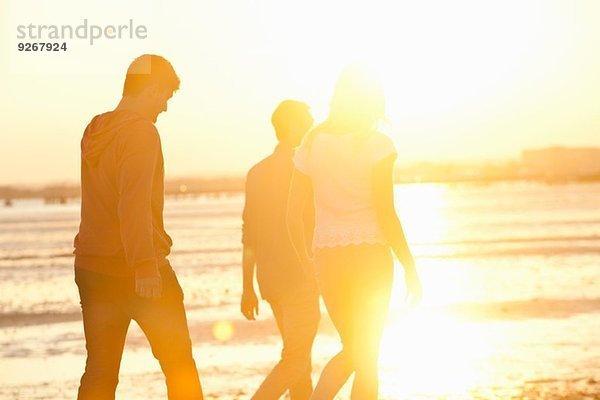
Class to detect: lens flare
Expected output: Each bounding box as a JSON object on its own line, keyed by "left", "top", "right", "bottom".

{"left": 212, "top": 321, "right": 234, "bottom": 342}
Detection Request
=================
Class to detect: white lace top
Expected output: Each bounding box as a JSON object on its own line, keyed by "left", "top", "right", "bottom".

{"left": 293, "top": 130, "right": 397, "bottom": 248}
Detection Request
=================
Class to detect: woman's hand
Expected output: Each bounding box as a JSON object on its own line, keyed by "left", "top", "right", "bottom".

{"left": 404, "top": 269, "right": 422, "bottom": 306}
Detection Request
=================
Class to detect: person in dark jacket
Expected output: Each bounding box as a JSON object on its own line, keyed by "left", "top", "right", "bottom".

{"left": 241, "top": 100, "right": 320, "bottom": 399}
{"left": 73, "top": 54, "right": 203, "bottom": 400}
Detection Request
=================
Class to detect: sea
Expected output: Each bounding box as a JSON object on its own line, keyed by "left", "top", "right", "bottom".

{"left": 0, "top": 182, "right": 599, "bottom": 399}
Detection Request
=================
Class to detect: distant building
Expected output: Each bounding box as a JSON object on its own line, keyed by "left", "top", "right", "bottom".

{"left": 521, "top": 147, "right": 600, "bottom": 179}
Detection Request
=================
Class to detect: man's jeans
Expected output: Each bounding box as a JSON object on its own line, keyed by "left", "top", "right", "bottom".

{"left": 75, "top": 264, "right": 203, "bottom": 400}
{"left": 251, "top": 282, "right": 320, "bottom": 400}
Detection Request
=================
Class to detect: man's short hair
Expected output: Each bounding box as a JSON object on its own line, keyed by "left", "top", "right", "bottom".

{"left": 271, "top": 100, "right": 311, "bottom": 141}
{"left": 122, "top": 54, "right": 180, "bottom": 96}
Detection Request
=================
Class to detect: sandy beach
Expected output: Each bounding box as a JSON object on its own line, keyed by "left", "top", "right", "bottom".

{"left": 2, "top": 183, "right": 600, "bottom": 399}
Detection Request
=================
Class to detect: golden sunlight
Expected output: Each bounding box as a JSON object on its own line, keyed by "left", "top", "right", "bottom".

{"left": 380, "top": 311, "right": 492, "bottom": 397}
{"left": 3, "top": 1, "right": 600, "bottom": 398}
{"left": 395, "top": 184, "right": 449, "bottom": 249}
{"left": 379, "top": 183, "right": 492, "bottom": 397}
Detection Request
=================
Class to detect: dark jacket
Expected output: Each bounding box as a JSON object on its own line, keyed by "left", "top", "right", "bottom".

{"left": 73, "top": 110, "right": 172, "bottom": 277}
{"left": 242, "top": 144, "right": 314, "bottom": 300}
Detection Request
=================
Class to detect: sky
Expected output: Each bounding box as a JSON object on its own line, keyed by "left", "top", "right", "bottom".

{"left": 1, "top": 0, "right": 599, "bottom": 185}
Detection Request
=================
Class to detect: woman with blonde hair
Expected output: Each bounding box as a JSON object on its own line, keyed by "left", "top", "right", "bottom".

{"left": 287, "top": 66, "right": 422, "bottom": 399}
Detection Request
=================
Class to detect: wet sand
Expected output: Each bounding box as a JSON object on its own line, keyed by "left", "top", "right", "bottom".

{"left": 2, "top": 303, "right": 600, "bottom": 399}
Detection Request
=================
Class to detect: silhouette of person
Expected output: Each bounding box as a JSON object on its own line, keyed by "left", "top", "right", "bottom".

{"left": 287, "top": 66, "right": 422, "bottom": 400}
{"left": 73, "top": 54, "right": 204, "bottom": 399}
{"left": 241, "top": 100, "right": 320, "bottom": 399}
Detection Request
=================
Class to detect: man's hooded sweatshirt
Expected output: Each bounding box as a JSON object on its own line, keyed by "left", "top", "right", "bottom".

{"left": 73, "top": 110, "right": 172, "bottom": 278}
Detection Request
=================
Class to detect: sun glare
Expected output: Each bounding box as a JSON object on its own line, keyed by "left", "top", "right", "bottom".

{"left": 262, "top": 1, "right": 553, "bottom": 111}
{"left": 380, "top": 310, "right": 492, "bottom": 397}
{"left": 378, "top": 183, "right": 495, "bottom": 397}
{"left": 395, "top": 184, "right": 449, "bottom": 252}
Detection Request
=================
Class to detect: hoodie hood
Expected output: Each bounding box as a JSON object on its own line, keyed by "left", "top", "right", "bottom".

{"left": 81, "top": 110, "right": 145, "bottom": 166}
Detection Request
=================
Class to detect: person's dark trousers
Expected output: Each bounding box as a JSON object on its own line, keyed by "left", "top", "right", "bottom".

{"left": 251, "top": 282, "right": 320, "bottom": 400}
{"left": 75, "top": 263, "right": 203, "bottom": 400}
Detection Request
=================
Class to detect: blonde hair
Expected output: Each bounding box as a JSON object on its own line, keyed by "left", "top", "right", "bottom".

{"left": 303, "top": 65, "right": 386, "bottom": 153}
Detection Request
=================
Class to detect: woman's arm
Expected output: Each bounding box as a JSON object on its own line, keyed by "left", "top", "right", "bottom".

{"left": 373, "top": 154, "right": 415, "bottom": 269}
{"left": 286, "top": 168, "right": 316, "bottom": 281}
{"left": 373, "top": 154, "right": 422, "bottom": 302}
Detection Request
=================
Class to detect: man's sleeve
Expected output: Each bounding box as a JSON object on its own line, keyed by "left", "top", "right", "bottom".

{"left": 241, "top": 170, "right": 257, "bottom": 247}
{"left": 117, "top": 121, "right": 160, "bottom": 277}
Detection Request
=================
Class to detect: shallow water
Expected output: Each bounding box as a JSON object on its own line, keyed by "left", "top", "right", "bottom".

{"left": 1, "top": 182, "right": 599, "bottom": 399}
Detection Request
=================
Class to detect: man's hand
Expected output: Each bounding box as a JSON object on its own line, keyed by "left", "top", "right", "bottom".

{"left": 135, "top": 275, "right": 162, "bottom": 299}
{"left": 241, "top": 290, "right": 259, "bottom": 320}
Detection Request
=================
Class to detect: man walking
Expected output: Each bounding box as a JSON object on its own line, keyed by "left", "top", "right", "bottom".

{"left": 73, "top": 54, "right": 203, "bottom": 399}
{"left": 241, "top": 100, "right": 320, "bottom": 400}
